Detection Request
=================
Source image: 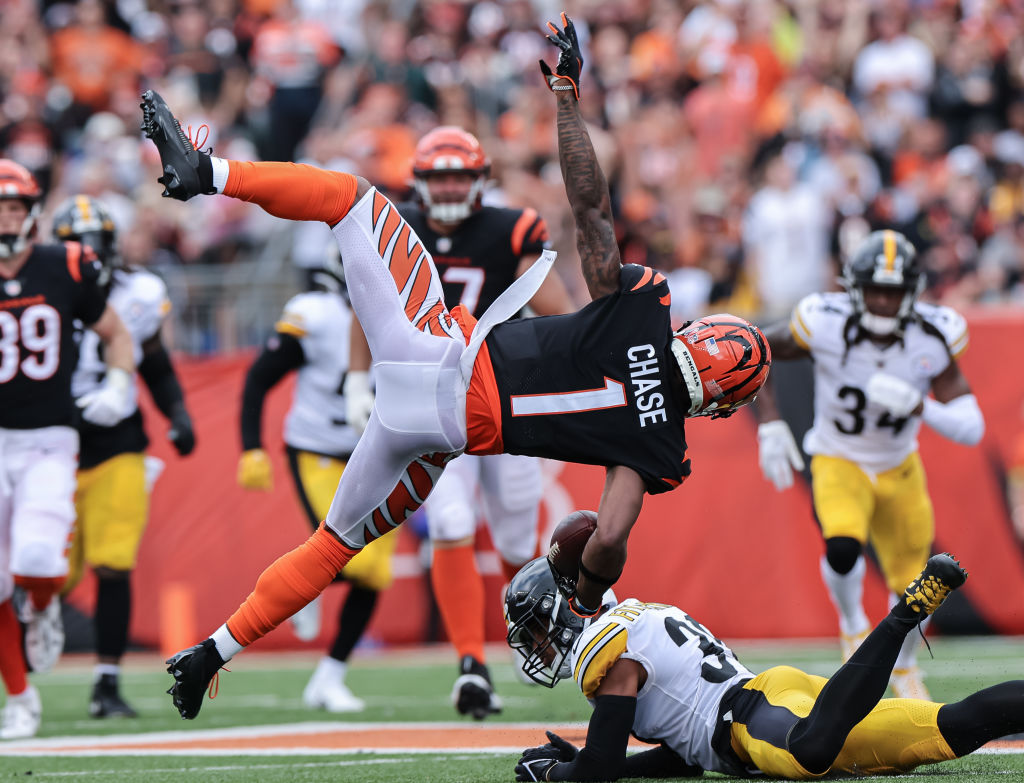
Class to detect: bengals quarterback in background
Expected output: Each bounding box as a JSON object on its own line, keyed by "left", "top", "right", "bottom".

{"left": 55, "top": 195, "right": 195, "bottom": 719}
{"left": 755, "top": 229, "right": 984, "bottom": 700}
{"left": 392, "top": 126, "right": 574, "bottom": 719}
{"left": 0, "top": 164, "right": 134, "bottom": 739}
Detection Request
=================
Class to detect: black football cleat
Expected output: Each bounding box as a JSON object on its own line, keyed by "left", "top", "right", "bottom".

{"left": 139, "top": 89, "right": 215, "bottom": 201}
{"left": 90, "top": 674, "right": 139, "bottom": 718}
{"left": 165, "top": 638, "right": 225, "bottom": 720}
{"left": 900, "top": 553, "right": 967, "bottom": 620}
{"left": 451, "top": 655, "right": 502, "bottom": 721}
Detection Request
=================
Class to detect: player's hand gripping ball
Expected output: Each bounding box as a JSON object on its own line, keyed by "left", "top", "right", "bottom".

{"left": 546, "top": 509, "right": 598, "bottom": 599}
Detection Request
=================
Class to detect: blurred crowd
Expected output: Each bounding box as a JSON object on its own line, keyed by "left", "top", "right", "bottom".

{"left": 3, "top": 0, "right": 1024, "bottom": 333}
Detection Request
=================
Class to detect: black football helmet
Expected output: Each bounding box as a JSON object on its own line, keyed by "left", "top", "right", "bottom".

{"left": 504, "top": 556, "right": 617, "bottom": 687}
{"left": 305, "top": 244, "right": 347, "bottom": 298}
{"left": 51, "top": 194, "right": 118, "bottom": 267}
{"left": 841, "top": 229, "right": 923, "bottom": 335}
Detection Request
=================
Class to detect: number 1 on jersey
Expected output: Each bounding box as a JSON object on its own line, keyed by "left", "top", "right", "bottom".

{"left": 510, "top": 377, "right": 627, "bottom": 417}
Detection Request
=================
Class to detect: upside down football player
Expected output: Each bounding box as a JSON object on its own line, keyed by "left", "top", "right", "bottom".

{"left": 754, "top": 229, "right": 984, "bottom": 700}
{"left": 507, "top": 549, "right": 1024, "bottom": 781}
{"left": 142, "top": 12, "right": 770, "bottom": 721}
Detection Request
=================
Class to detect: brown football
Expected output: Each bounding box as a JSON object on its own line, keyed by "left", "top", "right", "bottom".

{"left": 546, "top": 509, "right": 598, "bottom": 581}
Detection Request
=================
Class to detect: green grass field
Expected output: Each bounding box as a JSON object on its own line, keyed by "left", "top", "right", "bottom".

{"left": 2, "top": 636, "right": 1023, "bottom": 782}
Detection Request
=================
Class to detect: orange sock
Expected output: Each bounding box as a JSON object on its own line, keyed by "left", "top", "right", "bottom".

{"left": 226, "top": 524, "right": 357, "bottom": 646}
{"left": 14, "top": 575, "right": 64, "bottom": 611}
{"left": 0, "top": 600, "right": 28, "bottom": 695}
{"left": 224, "top": 162, "right": 358, "bottom": 225}
{"left": 432, "top": 544, "right": 485, "bottom": 663}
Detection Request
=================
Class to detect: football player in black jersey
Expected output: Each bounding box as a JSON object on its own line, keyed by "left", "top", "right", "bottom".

{"left": 396, "top": 127, "right": 575, "bottom": 719}
{"left": 141, "top": 18, "right": 770, "bottom": 720}
{"left": 0, "top": 162, "right": 135, "bottom": 740}
{"left": 54, "top": 196, "right": 195, "bottom": 719}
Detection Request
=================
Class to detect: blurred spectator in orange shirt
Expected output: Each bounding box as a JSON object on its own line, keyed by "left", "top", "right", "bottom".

{"left": 49, "top": 0, "right": 144, "bottom": 120}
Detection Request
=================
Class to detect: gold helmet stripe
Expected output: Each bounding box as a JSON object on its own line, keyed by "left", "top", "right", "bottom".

{"left": 75, "top": 194, "right": 92, "bottom": 224}
{"left": 883, "top": 229, "right": 897, "bottom": 272}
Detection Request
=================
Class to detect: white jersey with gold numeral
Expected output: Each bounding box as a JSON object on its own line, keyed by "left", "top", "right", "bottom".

{"left": 571, "top": 598, "right": 753, "bottom": 775}
{"left": 71, "top": 267, "right": 170, "bottom": 412}
{"left": 274, "top": 290, "right": 360, "bottom": 457}
{"left": 789, "top": 292, "right": 969, "bottom": 474}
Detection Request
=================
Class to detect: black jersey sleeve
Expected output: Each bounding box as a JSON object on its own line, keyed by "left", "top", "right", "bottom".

{"left": 618, "top": 264, "right": 670, "bottom": 299}
{"left": 510, "top": 208, "right": 550, "bottom": 258}
{"left": 71, "top": 243, "right": 110, "bottom": 326}
{"left": 240, "top": 332, "right": 305, "bottom": 451}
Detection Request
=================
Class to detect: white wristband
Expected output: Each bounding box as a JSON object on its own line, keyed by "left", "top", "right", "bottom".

{"left": 921, "top": 394, "right": 984, "bottom": 446}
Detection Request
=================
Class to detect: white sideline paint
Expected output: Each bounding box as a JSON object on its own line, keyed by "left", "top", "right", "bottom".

{"left": 0, "top": 720, "right": 589, "bottom": 756}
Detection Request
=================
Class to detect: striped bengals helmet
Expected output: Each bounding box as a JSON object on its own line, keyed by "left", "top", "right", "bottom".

{"left": 412, "top": 126, "right": 491, "bottom": 224}
{"left": 0, "top": 159, "right": 42, "bottom": 258}
{"left": 670, "top": 314, "right": 771, "bottom": 419}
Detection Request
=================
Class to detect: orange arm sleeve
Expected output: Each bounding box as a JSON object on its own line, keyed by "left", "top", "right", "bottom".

{"left": 223, "top": 161, "right": 359, "bottom": 226}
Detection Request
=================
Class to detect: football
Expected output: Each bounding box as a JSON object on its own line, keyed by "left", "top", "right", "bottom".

{"left": 546, "top": 509, "right": 598, "bottom": 582}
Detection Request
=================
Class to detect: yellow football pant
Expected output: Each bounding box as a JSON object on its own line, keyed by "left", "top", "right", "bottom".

{"left": 811, "top": 452, "right": 933, "bottom": 594}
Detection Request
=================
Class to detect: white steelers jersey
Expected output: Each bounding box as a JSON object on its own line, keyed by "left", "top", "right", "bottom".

{"left": 572, "top": 599, "right": 753, "bottom": 774}
{"left": 790, "top": 292, "right": 969, "bottom": 474}
{"left": 275, "top": 290, "right": 360, "bottom": 457}
{"left": 72, "top": 267, "right": 170, "bottom": 411}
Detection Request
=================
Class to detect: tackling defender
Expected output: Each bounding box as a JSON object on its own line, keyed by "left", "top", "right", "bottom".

{"left": 754, "top": 229, "right": 984, "bottom": 699}
{"left": 506, "top": 551, "right": 1022, "bottom": 781}
{"left": 142, "top": 14, "right": 769, "bottom": 721}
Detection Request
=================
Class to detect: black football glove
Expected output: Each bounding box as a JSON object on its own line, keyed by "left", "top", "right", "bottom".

{"left": 539, "top": 12, "right": 583, "bottom": 101}
{"left": 516, "top": 731, "right": 579, "bottom": 781}
{"left": 168, "top": 406, "right": 195, "bottom": 456}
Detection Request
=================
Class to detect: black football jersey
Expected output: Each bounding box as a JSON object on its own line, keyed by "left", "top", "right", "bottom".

{"left": 396, "top": 202, "right": 549, "bottom": 317}
{"left": 0, "top": 242, "right": 108, "bottom": 429}
{"left": 485, "top": 264, "right": 691, "bottom": 494}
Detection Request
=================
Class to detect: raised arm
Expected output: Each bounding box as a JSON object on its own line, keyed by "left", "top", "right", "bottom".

{"left": 542, "top": 15, "right": 621, "bottom": 301}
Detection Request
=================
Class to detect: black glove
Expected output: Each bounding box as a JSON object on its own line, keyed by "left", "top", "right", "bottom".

{"left": 515, "top": 732, "right": 578, "bottom": 781}
{"left": 168, "top": 406, "right": 195, "bottom": 456}
{"left": 539, "top": 13, "right": 583, "bottom": 101}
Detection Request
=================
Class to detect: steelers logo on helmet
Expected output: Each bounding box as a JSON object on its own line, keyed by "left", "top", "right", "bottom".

{"left": 670, "top": 314, "right": 771, "bottom": 419}
{"left": 0, "top": 159, "right": 43, "bottom": 259}
{"left": 51, "top": 194, "right": 118, "bottom": 268}
{"left": 842, "top": 229, "right": 923, "bottom": 336}
{"left": 411, "top": 126, "right": 491, "bottom": 224}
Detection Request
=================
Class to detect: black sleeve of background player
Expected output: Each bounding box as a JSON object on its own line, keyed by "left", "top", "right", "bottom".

{"left": 138, "top": 334, "right": 187, "bottom": 420}
{"left": 240, "top": 332, "right": 305, "bottom": 451}
{"left": 72, "top": 244, "right": 109, "bottom": 326}
{"left": 513, "top": 209, "right": 551, "bottom": 257}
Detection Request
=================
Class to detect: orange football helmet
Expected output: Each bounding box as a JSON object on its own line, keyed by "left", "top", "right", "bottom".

{"left": 0, "top": 159, "right": 42, "bottom": 258}
{"left": 670, "top": 314, "right": 771, "bottom": 418}
{"left": 411, "top": 126, "right": 490, "bottom": 223}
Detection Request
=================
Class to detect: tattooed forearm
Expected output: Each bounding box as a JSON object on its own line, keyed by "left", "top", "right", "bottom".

{"left": 556, "top": 93, "right": 621, "bottom": 300}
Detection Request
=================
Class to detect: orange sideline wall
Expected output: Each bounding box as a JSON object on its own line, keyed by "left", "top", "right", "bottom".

{"left": 65, "top": 313, "right": 1024, "bottom": 651}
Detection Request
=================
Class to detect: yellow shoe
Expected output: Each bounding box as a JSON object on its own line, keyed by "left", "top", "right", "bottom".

{"left": 839, "top": 628, "right": 869, "bottom": 663}
{"left": 890, "top": 666, "right": 930, "bottom": 700}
